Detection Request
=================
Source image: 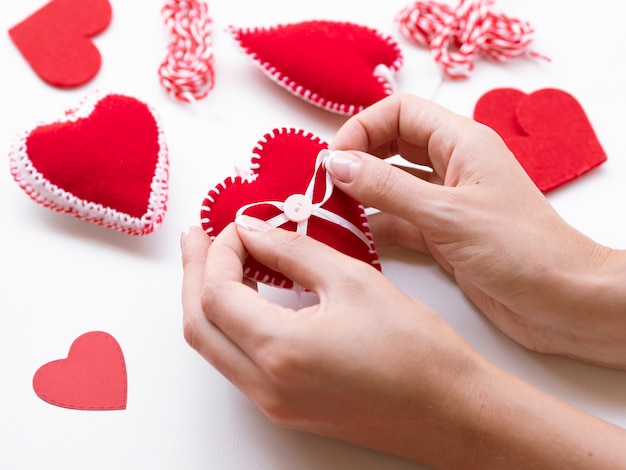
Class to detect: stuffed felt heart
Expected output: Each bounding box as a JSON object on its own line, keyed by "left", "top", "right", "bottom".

{"left": 9, "top": 0, "right": 112, "bottom": 87}
{"left": 229, "top": 20, "right": 403, "bottom": 115}
{"left": 473, "top": 88, "right": 607, "bottom": 192}
{"left": 200, "top": 128, "right": 380, "bottom": 289}
{"left": 9, "top": 91, "right": 169, "bottom": 235}
{"left": 33, "top": 331, "right": 127, "bottom": 411}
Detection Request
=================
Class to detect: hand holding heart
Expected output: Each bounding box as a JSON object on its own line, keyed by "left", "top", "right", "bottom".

{"left": 182, "top": 93, "right": 626, "bottom": 465}
{"left": 329, "top": 93, "right": 626, "bottom": 369}
{"left": 200, "top": 128, "right": 379, "bottom": 289}
{"left": 182, "top": 223, "right": 497, "bottom": 467}
{"left": 181, "top": 182, "right": 626, "bottom": 467}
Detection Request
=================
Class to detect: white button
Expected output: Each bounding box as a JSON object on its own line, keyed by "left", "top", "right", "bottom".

{"left": 283, "top": 194, "right": 313, "bottom": 223}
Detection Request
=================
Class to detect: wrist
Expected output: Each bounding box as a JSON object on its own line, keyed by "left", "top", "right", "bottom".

{"left": 434, "top": 354, "right": 583, "bottom": 469}
{"left": 454, "top": 358, "right": 626, "bottom": 469}
{"left": 542, "top": 234, "right": 626, "bottom": 368}
{"left": 574, "top": 245, "right": 626, "bottom": 367}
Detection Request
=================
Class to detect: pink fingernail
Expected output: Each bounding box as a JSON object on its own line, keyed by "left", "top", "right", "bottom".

{"left": 180, "top": 227, "right": 190, "bottom": 251}
{"left": 235, "top": 215, "right": 273, "bottom": 232}
{"left": 323, "top": 150, "right": 362, "bottom": 183}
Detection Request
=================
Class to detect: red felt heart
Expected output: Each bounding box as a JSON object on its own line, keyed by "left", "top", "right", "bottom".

{"left": 9, "top": 91, "right": 169, "bottom": 235}
{"left": 229, "top": 20, "right": 403, "bottom": 115}
{"left": 201, "top": 128, "right": 380, "bottom": 289}
{"left": 33, "top": 331, "right": 127, "bottom": 411}
{"left": 9, "top": 0, "right": 112, "bottom": 87}
{"left": 473, "top": 88, "right": 607, "bottom": 192}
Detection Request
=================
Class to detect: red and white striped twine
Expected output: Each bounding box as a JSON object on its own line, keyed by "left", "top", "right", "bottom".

{"left": 159, "top": 0, "right": 215, "bottom": 103}
{"left": 396, "top": 0, "right": 549, "bottom": 79}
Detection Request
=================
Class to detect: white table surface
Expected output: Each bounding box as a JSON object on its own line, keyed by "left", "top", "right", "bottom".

{"left": 2, "top": 1, "right": 626, "bottom": 468}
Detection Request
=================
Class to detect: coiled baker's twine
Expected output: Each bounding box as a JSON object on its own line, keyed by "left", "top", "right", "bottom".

{"left": 396, "top": 0, "right": 549, "bottom": 79}
{"left": 159, "top": 0, "right": 215, "bottom": 103}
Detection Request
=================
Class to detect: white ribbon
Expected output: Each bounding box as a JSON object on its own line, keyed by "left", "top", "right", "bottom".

{"left": 236, "top": 148, "right": 374, "bottom": 249}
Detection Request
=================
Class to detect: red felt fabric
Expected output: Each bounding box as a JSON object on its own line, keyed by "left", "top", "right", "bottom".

{"left": 473, "top": 88, "right": 607, "bottom": 192}
{"left": 33, "top": 332, "right": 127, "bottom": 411}
{"left": 9, "top": 0, "right": 112, "bottom": 87}
{"left": 25, "top": 94, "right": 160, "bottom": 219}
{"left": 10, "top": 92, "right": 169, "bottom": 235}
{"left": 201, "top": 128, "right": 380, "bottom": 289}
{"left": 230, "top": 20, "right": 403, "bottom": 115}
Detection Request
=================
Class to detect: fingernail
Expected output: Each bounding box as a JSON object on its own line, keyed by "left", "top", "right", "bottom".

{"left": 180, "top": 227, "right": 190, "bottom": 251}
{"left": 235, "top": 215, "right": 273, "bottom": 232}
{"left": 323, "top": 150, "right": 362, "bottom": 183}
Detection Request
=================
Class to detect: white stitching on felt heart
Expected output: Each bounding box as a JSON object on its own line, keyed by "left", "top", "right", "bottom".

{"left": 9, "top": 90, "right": 169, "bottom": 235}
{"left": 228, "top": 21, "right": 403, "bottom": 115}
{"left": 200, "top": 128, "right": 379, "bottom": 288}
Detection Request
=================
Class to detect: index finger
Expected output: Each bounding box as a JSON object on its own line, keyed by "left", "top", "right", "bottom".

{"left": 330, "top": 93, "right": 476, "bottom": 177}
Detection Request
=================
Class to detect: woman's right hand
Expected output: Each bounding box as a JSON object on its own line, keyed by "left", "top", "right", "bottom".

{"left": 327, "top": 93, "right": 626, "bottom": 369}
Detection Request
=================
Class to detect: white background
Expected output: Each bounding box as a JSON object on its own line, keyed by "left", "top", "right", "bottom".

{"left": 2, "top": 1, "right": 626, "bottom": 469}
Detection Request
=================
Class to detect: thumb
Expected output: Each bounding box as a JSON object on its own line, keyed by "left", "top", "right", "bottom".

{"left": 324, "top": 150, "right": 446, "bottom": 223}
{"left": 234, "top": 215, "right": 376, "bottom": 294}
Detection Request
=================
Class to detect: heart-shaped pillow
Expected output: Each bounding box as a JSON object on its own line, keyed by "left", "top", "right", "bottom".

{"left": 201, "top": 128, "right": 380, "bottom": 289}
{"left": 9, "top": 91, "right": 169, "bottom": 235}
{"left": 33, "top": 331, "right": 127, "bottom": 411}
{"left": 9, "top": 0, "right": 112, "bottom": 87}
{"left": 473, "top": 88, "right": 607, "bottom": 192}
{"left": 229, "top": 20, "right": 403, "bottom": 115}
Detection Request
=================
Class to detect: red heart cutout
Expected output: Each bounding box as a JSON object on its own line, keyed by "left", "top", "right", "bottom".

{"left": 201, "top": 128, "right": 380, "bottom": 289}
{"left": 9, "top": 91, "right": 169, "bottom": 235}
{"left": 473, "top": 88, "right": 607, "bottom": 192}
{"left": 229, "top": 20, "right": 403, "bottom": 115}
{"left": 9, "top": 0, "right": 112, "bottom": 87}
{"left": 33, "top": 332, "right": 127, "bottom": 411}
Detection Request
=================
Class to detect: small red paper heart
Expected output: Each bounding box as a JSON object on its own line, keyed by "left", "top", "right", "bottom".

{"left": 9, "top": 91, "right": 169, "bottom": 235}
{"left": 229, "top": 20, "right": 403, "bottom": 115}
{"left": 473, "top": 88, "right": 607, "bottom": 192}
{"left": 33, "top": 331, "right": 127, "bottom": 411}
{"left": 9, "top": 0, "right": 112, "bottom": 87}
{"left": 201, "top": 128, "right": 380, "bottom": 289}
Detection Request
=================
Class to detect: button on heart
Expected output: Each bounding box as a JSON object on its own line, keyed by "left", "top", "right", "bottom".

{"left": 283, "top": 194, "right": 314, "bottom": 223}
{"left": 201, "top": 128, "right": 380, "bottom": 289}
{"left": 229, "top": 20, "right": 403, "bottom": 115}
{"left": 9, "top": 0, "right": 112, "bottom": 87}
{"left": 33, "top": 332, "right": 127, "bottom": 411}
{"left": 473, "top": 88, "right": 607, "bottom": 192}
{"left": 9, "top": 91, "right": 169, "bottom": 235}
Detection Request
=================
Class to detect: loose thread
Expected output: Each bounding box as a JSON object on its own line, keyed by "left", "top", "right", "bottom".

{"left": 159, "top": 0, "right": 215, "bottom": 103}
{"left": 396, "top": 0, "right": 549, "bottom": 79}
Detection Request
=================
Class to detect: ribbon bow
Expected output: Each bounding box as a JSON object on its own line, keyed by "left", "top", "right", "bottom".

{"left": 236, "top": 149, "right": 374, "bottom": 249}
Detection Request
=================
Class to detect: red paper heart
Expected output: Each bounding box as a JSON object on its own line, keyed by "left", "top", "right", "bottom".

{"left": 229, "top": 20, "right": 403, "bottom": 115}
{"left": 473, "top": 88, "right": 607, "bottom": 192}
{"left": 201, "top": 128, "right": 380, "bottom": 289}
{"left": 9, "top": 91, "right": 169, "bottom": 235}
{"left": 9, "top": 0, "right": 112, "bottom": 87}
{"left": 33, "top": 331, "right": 127, "bottom": 411}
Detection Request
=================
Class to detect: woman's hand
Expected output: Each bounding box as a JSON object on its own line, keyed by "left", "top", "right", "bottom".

{"left": 181, "top": 222, "right": 626, "bottom": 468}
{"left": 182, "top": 221, "right": 485, "bottom": 467}
{"left": 328, "top": 93, "right": 626, "bottom": 369}
{"left": 180, "top": 92, "right": 626, "bottom": 467}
